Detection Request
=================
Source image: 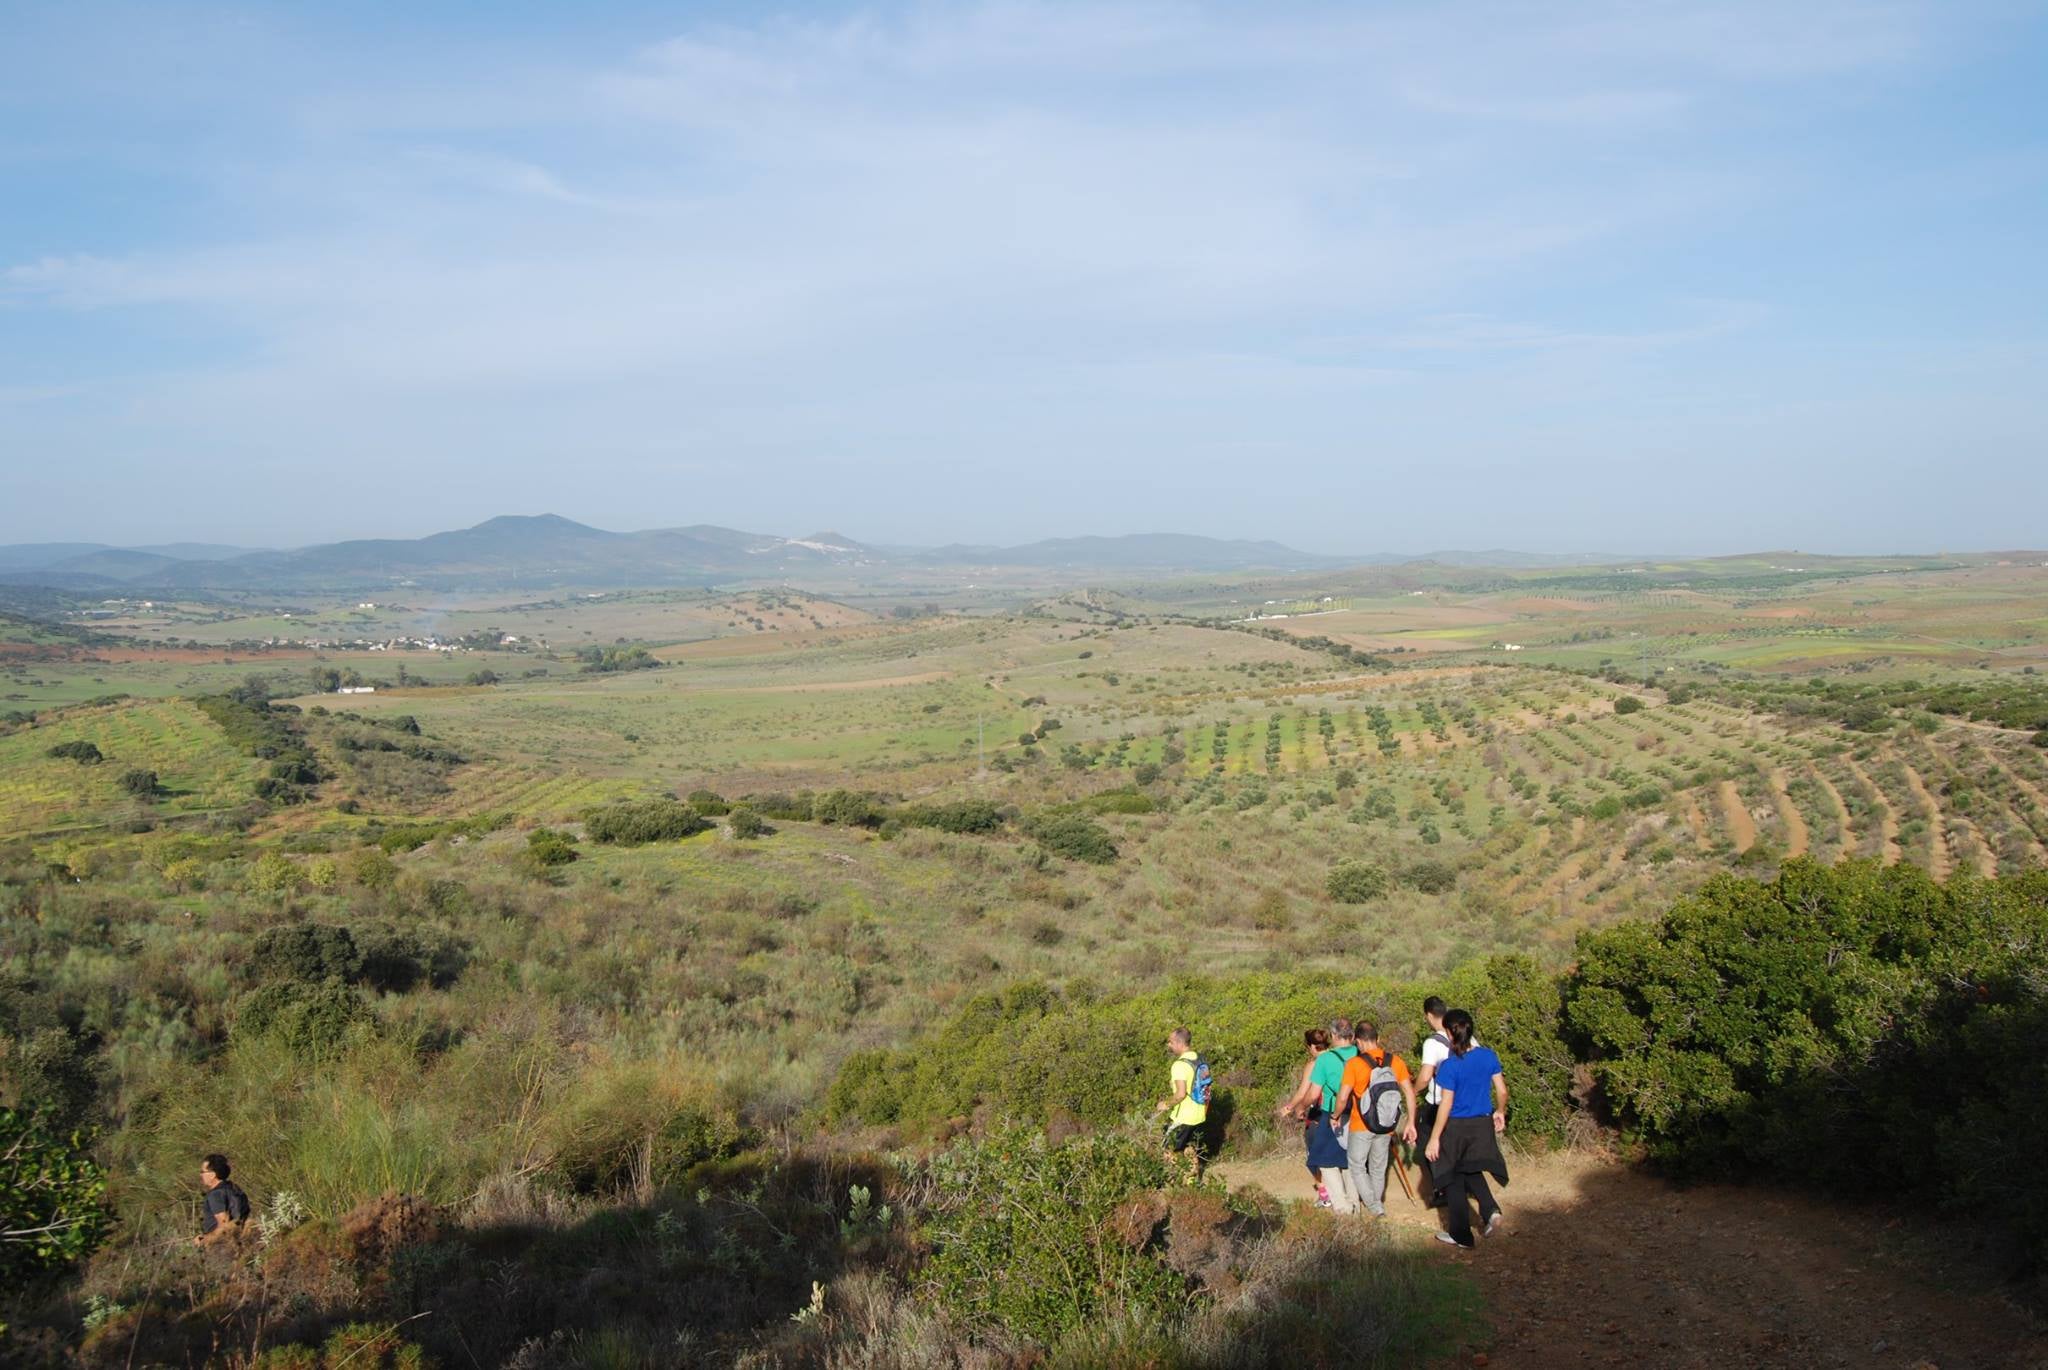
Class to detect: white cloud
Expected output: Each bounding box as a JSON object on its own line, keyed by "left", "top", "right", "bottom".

{"left": 2, "top": 0, "right": 2038, "bottom": 550}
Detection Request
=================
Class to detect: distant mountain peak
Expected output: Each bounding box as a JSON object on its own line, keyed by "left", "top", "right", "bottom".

{"left": 468, "top": 513, "right": 601, "bottom": 534}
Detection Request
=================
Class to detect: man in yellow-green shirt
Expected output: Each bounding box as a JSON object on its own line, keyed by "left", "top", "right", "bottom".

{"left": 1155, "top": 1027, "right": 1210, "bottom": 1163}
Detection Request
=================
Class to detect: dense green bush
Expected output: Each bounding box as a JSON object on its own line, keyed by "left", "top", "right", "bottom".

{"left": 44, "top": 740, "right": 102, "bottom": 765}
{"left": 813, "top": 789, "right": 883, "bottom": 827}
{"left": 234, "top": 981, "right": 373, "bottom": 1062}
{"left": 524, "top": 827, "right": 579, "bottom": 867}
{"left": 1022, "top": 813, "right": 1117, "bottom": 864}
{"left": 249, "top": 923, "right": 364, "bottom": 984}
{"left": 1326, "top": 861, "right": 1389, "bottom": 903}
{"left": 1403, "top": 860, "right": 1458, "bottom": 894}
{"left": 925, "top": 1127, "right": 1188, "bottom": 1343}
{"left": 1565, "top": 859, "right": 2048, "bottom": 1261}
{"left": 577, "top": 645, "right": 660, "bottom": 674}
{"left": 825, "top": 955, "right": 1574, "bottom": 1148}
{"left": 899, "top": 799, "right": 1004, "bottom": 833}
{"left": 582, "top": 799, "right": 710, "bottom": 845}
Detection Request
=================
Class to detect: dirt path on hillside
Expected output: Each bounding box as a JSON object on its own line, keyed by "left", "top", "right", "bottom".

{"left": 1843, "top": 756, "right": 1902, "bottom": 865}
{"left": 1716, "top": 781, "right": 1757, "bottom": 853}
{"left": 1213, "top": 1149, "right": 2048, "bottom": 1369}
{"left": 1810, "top": 766, "right": 1855, "bottom": 861}
{"left": 1900, "top": 763, "right": 1953, "bottom": 880}
{"left": 1768, "top": 768, "right": 1810, "bottom": 858}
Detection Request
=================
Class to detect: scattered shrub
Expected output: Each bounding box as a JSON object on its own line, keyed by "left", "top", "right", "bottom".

{"left": 582, "top": 799, "right": 709, "bottom": 846}
{"left": 1023, "top": 813, "right": 1117, "bottom": 864}
{"left": 524, "top": 827, "right": 579, "bottom": 867}
{"left": 1325, "top": 861, "right": 1389, "bottom": 904}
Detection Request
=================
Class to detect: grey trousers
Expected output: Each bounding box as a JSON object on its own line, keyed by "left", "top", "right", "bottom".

{"left": 1345, "top": 1127, "right": 1392, "bottom": 1216}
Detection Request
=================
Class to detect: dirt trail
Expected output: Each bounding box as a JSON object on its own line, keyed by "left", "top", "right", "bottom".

{"left": 1947, "top": 813, "right": 2002, "bottom": 878}
{"left": 1843, "top": 756, "right": 1902, "bottom": 865}
{"left": 1716, "top": 780, "right": 1757, "bottom": 852}
{"left": 1900, "top": 763, "right": 1953, "bottom": 880}
{"left": 1991, "top": 763, "right": 2048, "bottom": 865}
{"left": 1676, "top": 790, "right": 1713, "bottom": 852}
{"left": 1213, "top": 1149, "right": 2048, "bottom": 1369}
{"left": 1809, "top": 766, "right": 1855, "bottom": 861}
{"left": 1768, "top": 768, "right": 1809, "bottom": 858}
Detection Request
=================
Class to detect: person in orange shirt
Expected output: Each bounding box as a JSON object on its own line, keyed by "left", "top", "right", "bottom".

{"left": 1330, "top": 1020, "right": 1418, "bottom": 1218}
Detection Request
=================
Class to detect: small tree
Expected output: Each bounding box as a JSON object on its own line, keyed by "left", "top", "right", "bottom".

{"left": 727, "top": 806, "right": 768, "bottom": 840}
{"left": 118, "top": 768, "right": 159, "bottom": 798}
{"left": 348, "top": 847, "right": 397, "bottom": 890}
{"left": 1613, "top": 695, "right": 1644, "bottom": 715}
{"left": 247, "top": 852, "right": 304, "bottom": 900}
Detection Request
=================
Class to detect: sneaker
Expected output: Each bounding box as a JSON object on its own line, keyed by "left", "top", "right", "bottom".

{"left": 1484, "top": 1213, "right": 1504, "bottom": 1238}
{"left": 1314, "top": 1197, "right": 1333, "bottom": 1209}
{"left": 1434, "top": 1231, "right": 1472, "bottom": 1249}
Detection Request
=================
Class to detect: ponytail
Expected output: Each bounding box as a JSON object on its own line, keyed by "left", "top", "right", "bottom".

{"left": 1442, "top": 1008, "right": 1475, "bottom": 1056}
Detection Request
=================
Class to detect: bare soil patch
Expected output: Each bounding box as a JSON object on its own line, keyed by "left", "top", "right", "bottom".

{"left": 1768, "top": 768, "right": 1809, "bottom": 858}
{"left": 1211, "top": 1149, "right": 2048, "bottom": 1369}
{"left": 1900, "top": 763, "right": 1953, "bottom": 880}
{"left": 1716, "top": 781, "right": 1756, "bottom": 852}
{"left": 1843, "top": 756, "right": 1902, "bottom": 865}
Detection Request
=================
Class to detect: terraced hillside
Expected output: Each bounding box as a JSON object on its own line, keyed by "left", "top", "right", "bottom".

{"left": 0, "top": 697, "right": 265, "bottom": 838}
{"left": 267, "top": 614, "right": 2048, "bottom": 972}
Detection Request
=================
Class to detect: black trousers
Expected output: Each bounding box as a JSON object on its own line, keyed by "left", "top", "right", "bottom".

{"left": 1441, "top": 1169, "right": 1499, "bottom": 1248}
{"left": 1413, "top": 1102, "right": 1439, "bottom": 1200}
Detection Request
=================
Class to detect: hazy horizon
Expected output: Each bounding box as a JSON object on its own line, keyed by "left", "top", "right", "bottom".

{"left": 6, "top": 1, "right": 2046, "bottom": 552}
{"left": 7, "top": 507, "right": 2045, "bottom": 566}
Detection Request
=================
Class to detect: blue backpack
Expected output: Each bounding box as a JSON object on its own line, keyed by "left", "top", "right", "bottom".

{"left": 1184, "top": 1055, "right": 1213, "bottom": 1107}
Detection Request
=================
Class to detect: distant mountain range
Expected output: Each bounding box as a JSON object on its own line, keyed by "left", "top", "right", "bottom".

{"left": 0, "top": 515, "right": 1634, "bottom": 592}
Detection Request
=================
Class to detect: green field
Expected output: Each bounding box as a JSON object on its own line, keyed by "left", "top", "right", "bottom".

{"left": 6, "top": 554, "right": 2048, "bottom": 1365}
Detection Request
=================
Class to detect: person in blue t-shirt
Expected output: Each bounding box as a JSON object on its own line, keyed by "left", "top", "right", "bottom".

{"left": 1422, "top": 1008, "right": 1509, "bottom": 1248}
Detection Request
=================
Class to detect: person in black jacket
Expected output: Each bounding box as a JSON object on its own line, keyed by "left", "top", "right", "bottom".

{"left": 193, "top": 1153, "right": 250, "bottom": 1247}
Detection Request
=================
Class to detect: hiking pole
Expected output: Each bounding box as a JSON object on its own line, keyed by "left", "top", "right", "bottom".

{"left": 1390, "top": 1146, "right": 1418, "bottom": 1207}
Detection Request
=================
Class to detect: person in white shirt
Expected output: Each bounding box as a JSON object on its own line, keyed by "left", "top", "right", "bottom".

{"left": 1412, "top": 996, "right": 1453, "bottom": 1205}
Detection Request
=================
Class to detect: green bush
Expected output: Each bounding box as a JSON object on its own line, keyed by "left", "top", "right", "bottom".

{"left": 899, "top": 799, "right": 1004, "bottom": 833}
{"left": 249, "top": 923, "right": 364, "bottom": 984}
{"left": 825, "top": 958, "right": 1575, "bottom": 1147}
{"left": 1613, "top": 695, "right": 1644, "bottom": 715}
{"left": 234, "top": 980, "right": 372, "bottom": 1062}
{"left": 45, "top": 740, "right": 103, "bottom": 765}
{"left": 582, "top": 799, "right": 710, "bottom": 845}
{"left": 813, "top": 789, "right": 882, "bottom": 828}
{"left": 1023, "top": 813, "right": 1118, "bottom": 864}
{"left": 524, "top": 827, "right": 579, "bottom": 867}
{"left": 1564, "top": 859, "right": 2048, "bottom": 1261}
{"left": 1326, "top": 861, "right": 1389, "bottom": 903}
{"left": 0, "top": 1107, "right": 109, "bottom": 1285}
{"left": 727, "top": 806, "right": 768, "bottom": 839}
{"left": 1403, "top": 860, "right": 1457, "bottom": 894}
{"left": 925, "top": 1127, "right": 1187, "bottom": 1343}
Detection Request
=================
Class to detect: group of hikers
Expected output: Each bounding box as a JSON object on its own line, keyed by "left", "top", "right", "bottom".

{"left": 1158, "top": 996, "right": 1509, "bottom": 1249}
{"left": 195, "top": 1000, "right": 1505, "bottom": 1256}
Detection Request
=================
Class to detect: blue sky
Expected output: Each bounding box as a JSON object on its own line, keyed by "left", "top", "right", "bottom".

{"left": 3, "top": 0, "right": 2045, "bottom": 554}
